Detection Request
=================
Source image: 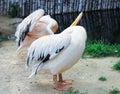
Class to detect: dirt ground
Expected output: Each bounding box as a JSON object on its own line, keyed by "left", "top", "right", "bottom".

{"left": 0, "top": 40, "right": 120, "bottom": 94}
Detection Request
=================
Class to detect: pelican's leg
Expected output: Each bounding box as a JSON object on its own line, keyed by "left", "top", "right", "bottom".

{"left": 53, "top": 75, "right": 69, "bottom": 91}
{"left": 59, "top": 73, "right": 73, "bottom": 85}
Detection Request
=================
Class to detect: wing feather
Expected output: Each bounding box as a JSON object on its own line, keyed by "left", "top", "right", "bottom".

{"left": 15, "top": 9, "right": 44, "bottom": 46}
{"left": 26, "top": 34, "right": 71, "bottom": 76}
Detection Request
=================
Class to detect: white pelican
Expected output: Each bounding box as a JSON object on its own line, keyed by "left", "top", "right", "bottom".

{"left": 26, "top": 12, "right": 87, "bottom": 91}
{"left": 15, "top": 9, "right": 58, "bottom": 50}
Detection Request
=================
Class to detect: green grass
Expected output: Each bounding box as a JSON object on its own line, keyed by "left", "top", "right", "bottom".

{"left": 112, "top": 60, "right": 120, "bottom": 71}
{"left": 109, "top": 88, "right": 120, "bottom": 94}
{"left": 59, "top": 88, "right": 87, "bottom": 94}
{"left": 98, "top": 76, "right": 107, "bottom": 81}
{"left": 59, "top": 88, "right": 79, "bottom": 94}
{"left": 84, "top": 40, "right": 120, "bottom": 57}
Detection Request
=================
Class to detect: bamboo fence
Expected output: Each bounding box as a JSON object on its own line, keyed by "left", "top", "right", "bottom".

{"left": 0, "top": 0, "right": 119, "bottom": 17}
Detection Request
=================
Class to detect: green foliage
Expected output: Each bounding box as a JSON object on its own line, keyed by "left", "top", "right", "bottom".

{"left": 59, "top": 88, "right": 87, "bottom": 94}
{"left": 9, "top": 2, "right": 19, "bottom": 17}
{"left": 109, "top": 88, "right": 120, "bottom": 94}
{"left": 98, "top": 76, "right": 107, "bottom": 81}
{"left": 113, "top": 61, "right": 120, "bottom": 71}
{"left": 59, "top": 88, "right": 79, "bottom": 94}
{"left": 84, "top": 40, "right": 120, "bottom": 57}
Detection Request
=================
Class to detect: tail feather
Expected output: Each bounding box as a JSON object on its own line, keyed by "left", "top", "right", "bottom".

{"left": 16, "top": 45, "right": 22, "bottom": 53}
{"left": 28, "top": 62, "right": 43, "bottom": 78}
{"left": 26, "top": 47, "right": 35, "bottom": 67}
{"left": 26, "top": 56, "right": 30, "bottom": 67}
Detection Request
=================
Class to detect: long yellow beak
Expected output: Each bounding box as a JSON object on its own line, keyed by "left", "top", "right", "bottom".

{"left": 70, "top": 12, "right": 83, "bottom": 26}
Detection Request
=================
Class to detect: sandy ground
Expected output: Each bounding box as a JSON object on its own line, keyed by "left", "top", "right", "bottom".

{"left": 0, "top": 40, "right": 120, "bottom": 94}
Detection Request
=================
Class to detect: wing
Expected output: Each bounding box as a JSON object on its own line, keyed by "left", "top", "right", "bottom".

{"left": 15, "top": 9, "right": 44, "bottom": 46}
{"left": 26, "top": 34, "right": 71, "bottom": 76}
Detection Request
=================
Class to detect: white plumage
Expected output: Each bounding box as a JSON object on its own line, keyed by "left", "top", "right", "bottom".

{"left": 27, "top": 33, "right": 71, "bottom": 77}
{"left": 26, "top": 26, "right": 87, "bottom": 90}
{"left": 15, "top": 9, "right": 44, "bottom": 43}
{"left": 15, "top": 10, "right": 86, "bottom": 90}
{"left": 15, "top": 9, "right": 58, "bottom": 50}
